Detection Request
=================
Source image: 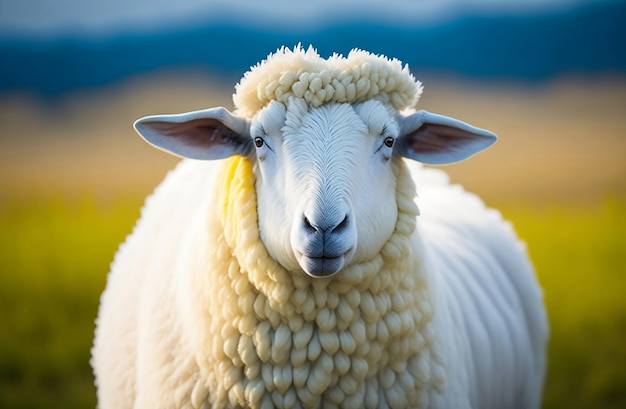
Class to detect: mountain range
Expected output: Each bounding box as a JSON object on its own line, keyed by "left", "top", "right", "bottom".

{"left": 1, "top": 0, "right": 624, "bottom": 97}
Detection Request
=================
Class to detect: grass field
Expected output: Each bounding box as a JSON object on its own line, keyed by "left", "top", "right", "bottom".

{"left": 0, "top": 72, "right": 624, "bottom": 407}
{"left": 0, "top": 194, "right": 135, "bottom": 408}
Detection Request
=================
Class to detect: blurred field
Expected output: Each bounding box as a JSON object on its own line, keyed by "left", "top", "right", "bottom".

{"left": 0, "top": 71, "right": 625, "bottom": 408}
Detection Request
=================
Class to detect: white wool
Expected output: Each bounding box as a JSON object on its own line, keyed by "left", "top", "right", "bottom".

{"left": 233, "top": 45, "right": 423, "bottom": 119}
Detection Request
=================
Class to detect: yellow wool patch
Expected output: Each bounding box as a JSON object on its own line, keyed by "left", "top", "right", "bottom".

{"left": 192, "top": 156, "right": 445, "bottom": 407}
{"left": 233, "top": 45, "right": 423, "bottom": 119}
{"left": 220, "top": 156, "right": 258, "bottom": 247}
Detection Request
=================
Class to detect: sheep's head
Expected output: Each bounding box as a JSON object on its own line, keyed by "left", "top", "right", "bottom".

{"left": 134, "top": 46, "right": 497, "bottom": 278}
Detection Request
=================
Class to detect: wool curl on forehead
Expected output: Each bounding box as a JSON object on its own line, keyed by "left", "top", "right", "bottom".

{"left": 233, "top": 45, "right": 424, "bottom": 119}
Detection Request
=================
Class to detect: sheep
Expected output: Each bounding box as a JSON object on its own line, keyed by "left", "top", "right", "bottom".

{"left": 91, "top": 45, "right": 548, "bottom": 409}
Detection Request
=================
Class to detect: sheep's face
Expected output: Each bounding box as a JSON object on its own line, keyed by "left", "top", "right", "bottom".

{"left": 251, "top": 99, "right": 399, "bottom": 277}
{"left": 134, "top": 94, "right": 496, "bottom": 278}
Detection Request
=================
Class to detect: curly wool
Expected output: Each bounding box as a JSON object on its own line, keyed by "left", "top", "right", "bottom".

{"left": 182, "top": 156, "right": 445, "bottom": 408}
{"left": 233, "top": 45, "right": 423, "bottom": 119}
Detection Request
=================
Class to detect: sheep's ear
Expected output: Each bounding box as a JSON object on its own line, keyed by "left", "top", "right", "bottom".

{"left": 396, "top": 110, "right": 497, "bottom": 165}
{"left": 133, "top": 107, "right": 251, "bottom": 160}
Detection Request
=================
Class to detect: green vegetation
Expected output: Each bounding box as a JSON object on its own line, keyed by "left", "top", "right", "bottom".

{"left": 0, "top": 193, "right": 143, "bottom": 408}
{"left": 500, "top": 197, "right": 626, "bottom": 409}
{"left": 0, "top": 192, "right": 624, "bottom": 408}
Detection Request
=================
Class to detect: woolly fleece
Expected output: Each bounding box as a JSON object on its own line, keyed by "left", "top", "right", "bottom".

{"left": 233, "top": 45, "right": 422, "bottom": 118}
{"left": 188, "top": 156, "right": 445, "bottom": 407}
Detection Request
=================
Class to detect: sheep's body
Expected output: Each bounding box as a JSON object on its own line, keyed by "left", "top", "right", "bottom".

{"left": 411, "top": 163, "right": 546, "bottom": 409}
{"left": 92, "top": 46, "right": 547, "bottom": 408}
{"left": 93, "top": 160, "right": 545, "bottom": 409}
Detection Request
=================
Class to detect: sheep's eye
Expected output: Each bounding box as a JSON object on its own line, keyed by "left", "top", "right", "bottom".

{"left": 384, "top": 136, "right": 395, "bottom": 148}
{"left": 254, "top": 137, "right": 265, "bottom": 148}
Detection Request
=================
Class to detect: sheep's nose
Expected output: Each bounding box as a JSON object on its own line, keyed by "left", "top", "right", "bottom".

{"left": 303, "top": 214, "right": 349, "bottom": 236}
{"left": 293, "top": 210, "right": 355, "bottom": 277}
{"left": 299, "top": 211, "right": 351, "bottom": 257}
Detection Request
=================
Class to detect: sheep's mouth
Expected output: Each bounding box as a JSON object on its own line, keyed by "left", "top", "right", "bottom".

{"left": 298, "top": 253, "right": 346, "bottom": 278}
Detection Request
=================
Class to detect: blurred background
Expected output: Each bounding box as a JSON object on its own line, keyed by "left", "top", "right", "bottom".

{"left": 0, "top": 0, "right": 624, "bottom": 407}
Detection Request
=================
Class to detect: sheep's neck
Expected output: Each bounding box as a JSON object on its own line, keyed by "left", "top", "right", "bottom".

{"left": 198, "top": 156, "right": 444, "bottom": 407}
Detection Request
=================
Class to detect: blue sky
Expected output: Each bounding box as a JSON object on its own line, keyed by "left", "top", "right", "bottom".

{"left": 0, "top": 0, "right": 590, "bottom": 36}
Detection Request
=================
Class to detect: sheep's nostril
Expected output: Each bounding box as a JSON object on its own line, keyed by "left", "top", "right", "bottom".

{"left": 303, "top": 216, "right": 317, "bottom": 233}
{"left": 332, "top": 214, "right": 349, "bottom": 234}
